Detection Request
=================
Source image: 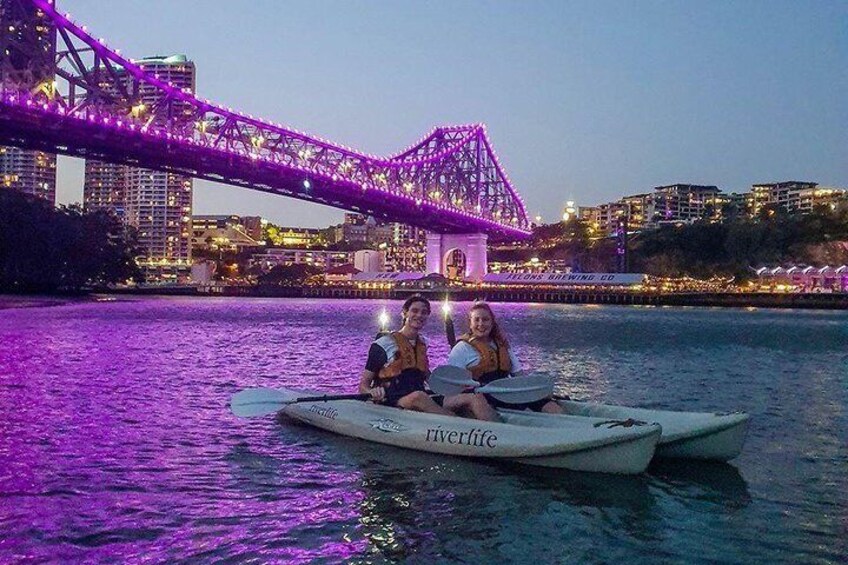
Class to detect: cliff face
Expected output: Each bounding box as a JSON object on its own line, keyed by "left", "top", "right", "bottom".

{"left": 797, "top": 241, "right": 848, "bottom": 266}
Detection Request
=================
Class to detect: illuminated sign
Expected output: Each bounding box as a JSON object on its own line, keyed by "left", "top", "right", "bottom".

{"left": 483, "top": 273, "right": 645, "bottom": 286}
{"left": 352, "top": 272, "right": 426, "bottom": 282}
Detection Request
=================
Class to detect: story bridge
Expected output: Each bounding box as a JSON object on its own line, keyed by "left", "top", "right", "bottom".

{"left": 0, "top": 0, "right": 531, "bottom": 278}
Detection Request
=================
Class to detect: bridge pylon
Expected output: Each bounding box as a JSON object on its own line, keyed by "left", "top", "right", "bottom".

{"left": 426, "top": 232, "right": 488, "bottom": 282}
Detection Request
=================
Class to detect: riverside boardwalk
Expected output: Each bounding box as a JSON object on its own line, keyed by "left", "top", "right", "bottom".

{"left": 104, "top": 285, "right": 848, "bottom": 310}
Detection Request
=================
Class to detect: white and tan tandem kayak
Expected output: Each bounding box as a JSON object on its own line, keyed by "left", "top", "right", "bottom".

{"left": 516, "top": 401, "right": 749, "bottom": 461}
{"left": 272, "top": 388, "right": 662, "bottom": 474}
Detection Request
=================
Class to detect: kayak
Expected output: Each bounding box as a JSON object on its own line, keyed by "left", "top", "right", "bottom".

{"left": 273, "top": 388, "right": 662, "bottom": 474}
{"left": 501, "top": 400, "right": 749, "bottom": 461}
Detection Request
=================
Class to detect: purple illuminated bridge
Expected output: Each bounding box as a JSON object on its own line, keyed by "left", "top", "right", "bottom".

{"left": 0, "top": 0, "right": 531, "bottom": 243}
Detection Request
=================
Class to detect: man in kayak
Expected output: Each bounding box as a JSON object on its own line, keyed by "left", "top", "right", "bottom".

{"left": 448, "top": 302, "right": 563, "bottom": 414}
{"left": 359, "top": 295, "right": 500, "bottom": 421}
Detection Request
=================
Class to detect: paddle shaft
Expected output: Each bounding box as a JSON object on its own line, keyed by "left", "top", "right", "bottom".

{"left": 293, "top": 393, "right": 372, "bottom": 403}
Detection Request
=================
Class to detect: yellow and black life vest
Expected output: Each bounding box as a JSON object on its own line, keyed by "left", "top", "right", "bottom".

{"left": 377, "top": 332, "right": 429, "bottom": 381}
{"left": 460, "top": 335, "right": 511, "bottom": 382}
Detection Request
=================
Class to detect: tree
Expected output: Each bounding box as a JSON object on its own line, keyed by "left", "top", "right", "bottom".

{"left": 0, "top": 190, "right": 140, "bottom": 293}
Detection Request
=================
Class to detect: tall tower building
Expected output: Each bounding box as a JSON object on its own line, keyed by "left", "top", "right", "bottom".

{"left": 83, "top": 159, "right": 125, "bottom": 218}
{"left": 0, "top": 147, "right": 56, "bottom": 203}
{"left": 84, "top": 55, "right": 196, "bottom": 281}
{"left": 0, "top": 0, "right": 58, "bottom": 204}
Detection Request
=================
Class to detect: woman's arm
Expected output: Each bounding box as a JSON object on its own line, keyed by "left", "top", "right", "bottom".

{"left": 508, "top": 347, "right": 523, "bottom": 376}
{"left": 447, "top": 341, "right": 478, "bottom": 368}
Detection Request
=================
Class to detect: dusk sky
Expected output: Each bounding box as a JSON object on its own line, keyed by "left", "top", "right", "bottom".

{"left": 55, "top": 0, "right": 847, "bottom": 227}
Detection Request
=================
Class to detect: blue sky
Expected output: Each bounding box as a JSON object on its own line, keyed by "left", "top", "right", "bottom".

{"left": 56, "top": 0, "right": 847, "bottom": 226}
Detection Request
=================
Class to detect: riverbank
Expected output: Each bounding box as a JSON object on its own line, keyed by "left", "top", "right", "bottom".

{"left": 99, "top": 285, "right": 848, "bottom": 310}
{"left": 0, "top": 294, "right": 92, "bottom": 310}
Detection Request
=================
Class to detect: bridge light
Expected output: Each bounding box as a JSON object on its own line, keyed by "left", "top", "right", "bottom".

{"left": 303, "top": 179, "right": 311, "bottom": 190}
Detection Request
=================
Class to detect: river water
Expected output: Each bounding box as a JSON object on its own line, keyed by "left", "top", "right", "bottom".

{"left": 0, "top": 297, "right": 845, "bottom": 563}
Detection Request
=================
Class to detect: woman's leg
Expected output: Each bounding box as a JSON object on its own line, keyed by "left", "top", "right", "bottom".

{"left": 443, "top": 393, "right": 501, "bottom": 422}
{"left": 541, "top": 399, "right": 564, "bottom": 414}
{"left": 397, "top": 390, "right": 455, "bottom": 416}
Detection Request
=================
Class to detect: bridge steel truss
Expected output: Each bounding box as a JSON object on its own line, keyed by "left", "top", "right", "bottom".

{"left": 0, "top": 0, "right": 531, "bottom": 240}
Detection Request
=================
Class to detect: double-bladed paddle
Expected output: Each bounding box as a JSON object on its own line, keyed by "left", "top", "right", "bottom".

{"left": 231, "top": 366, "right": 555, "bottom": 418}
{"left": 427, "top": 365, "right": 555, "bottom": 405}
{"left": 230, "top": 389, "right": 374, "bottom": 418}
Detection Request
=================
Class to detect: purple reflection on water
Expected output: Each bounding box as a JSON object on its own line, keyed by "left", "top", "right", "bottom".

{"left": 1, "top": 297, "right": 846, "bottom": 563}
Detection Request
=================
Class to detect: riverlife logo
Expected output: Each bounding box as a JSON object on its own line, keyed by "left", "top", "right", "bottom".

{"left": 424, "top": 426, "right": 497, "bottom": 448}
{"left": 369, "top": 418, "right": 407, "bottom": 433}
{"left": 308, "top": 404, "right": 338, "bottom": 420}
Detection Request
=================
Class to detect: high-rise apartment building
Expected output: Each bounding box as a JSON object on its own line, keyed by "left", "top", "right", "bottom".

{"left": 83, "top": 159, "right": 125, "bottom": 218}
{"left": 749, "top": 181, "right": 832, "bottom": 215}
{"left": 0, "top": 1, "right": 57, "bottom": 204}
{"left": 83, "top": 55, "right": 196, "bottom": 281}
{"left": 649, "top": 184, "right": 720, "bottom": 226}
{"left": 0, "top": 147, "right": 56, "bottom": 203}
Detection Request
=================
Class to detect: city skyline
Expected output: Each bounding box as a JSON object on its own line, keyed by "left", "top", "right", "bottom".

{"left": 53, "top": 0, "right": 847, "bottom": 226}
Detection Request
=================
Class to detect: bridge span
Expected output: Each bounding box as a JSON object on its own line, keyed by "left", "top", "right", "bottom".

{"left": 1, "top": 0, "right": 534, "bottom": 278}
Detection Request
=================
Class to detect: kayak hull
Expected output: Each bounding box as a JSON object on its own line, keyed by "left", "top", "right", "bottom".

{"left": 275, "top": 388, "right": 661, "bottom": 474}
{"left": 553, "top": 400, "right": 750, "bottom": 461}
{"left": 511, "top": 428, "right": 663, "bottom": 474}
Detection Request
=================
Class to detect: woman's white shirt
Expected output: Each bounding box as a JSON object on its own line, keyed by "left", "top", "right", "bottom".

{"left": 447, "top": 340, "right": 522, "bottom": 374}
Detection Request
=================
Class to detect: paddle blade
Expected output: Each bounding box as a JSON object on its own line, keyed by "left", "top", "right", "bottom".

{"left": 230, "top": 387, "right": 292, "bottom": 418}
{"left": 478, "top": 374, "right": 555, "bottom": 404}
{"left": 428, "top": 365, "right": 477, "bottom": 396}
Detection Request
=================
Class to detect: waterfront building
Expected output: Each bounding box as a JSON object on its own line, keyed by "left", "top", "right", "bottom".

{"left": 489, "top": 258, "right": 573, "bottom": 274}
{"left": 353, "top": 249, "right": 385, "bottom": 272}
{"left": 191, "top": 215, "right": 264, "bottom": 252}
{"left": 384, "top": 223, "right": 427, "bottom": 272}
{"left": 250, "top": 248, "right": 353, "bottom": 272}
{"left": 324, "top": 264, "right": 361, "bottom": 283}
{"left": 0, "top": 147, "right": 56, "bottom": 204}
{"left": 755, "top": 265, "right": 848, "bottom": 293}
{"left": 265, "top": 224, "right": 324, "bottom": 248}
{"left": 329, "top": 214, "right": 393, "bottom": 247}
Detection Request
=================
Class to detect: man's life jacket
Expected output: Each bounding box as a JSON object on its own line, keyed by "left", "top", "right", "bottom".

{"left": 377, "top": 332, "right": 429, "bottom": 385}
{"left": 460, "top": 335, "right": 512, "bottom": 385}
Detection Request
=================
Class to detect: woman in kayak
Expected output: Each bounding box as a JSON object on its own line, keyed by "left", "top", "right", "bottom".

{"left": 448, "top": 302, "right": 563, "bottom": 414}
{"left": 359, "top": 295, "right": 500, "bottom": 421}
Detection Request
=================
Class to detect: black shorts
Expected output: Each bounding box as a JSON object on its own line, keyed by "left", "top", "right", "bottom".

{"left": 380, "top": 373, "right": 434, "bottom": 407}
{"left": 484, "top": 393, "right": 549, "bottom": 412}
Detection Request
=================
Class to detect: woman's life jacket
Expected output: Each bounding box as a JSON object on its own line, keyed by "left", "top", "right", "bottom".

{"left": 460, "top": 335, "right": 512, "bottom": 385}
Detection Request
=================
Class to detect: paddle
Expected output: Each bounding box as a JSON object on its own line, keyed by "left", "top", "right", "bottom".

{"left": 231, "top": 388, "right": 372, "bottom": 418}
{"left": 428, "top": 366, "right": 555, "bottom": 404}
